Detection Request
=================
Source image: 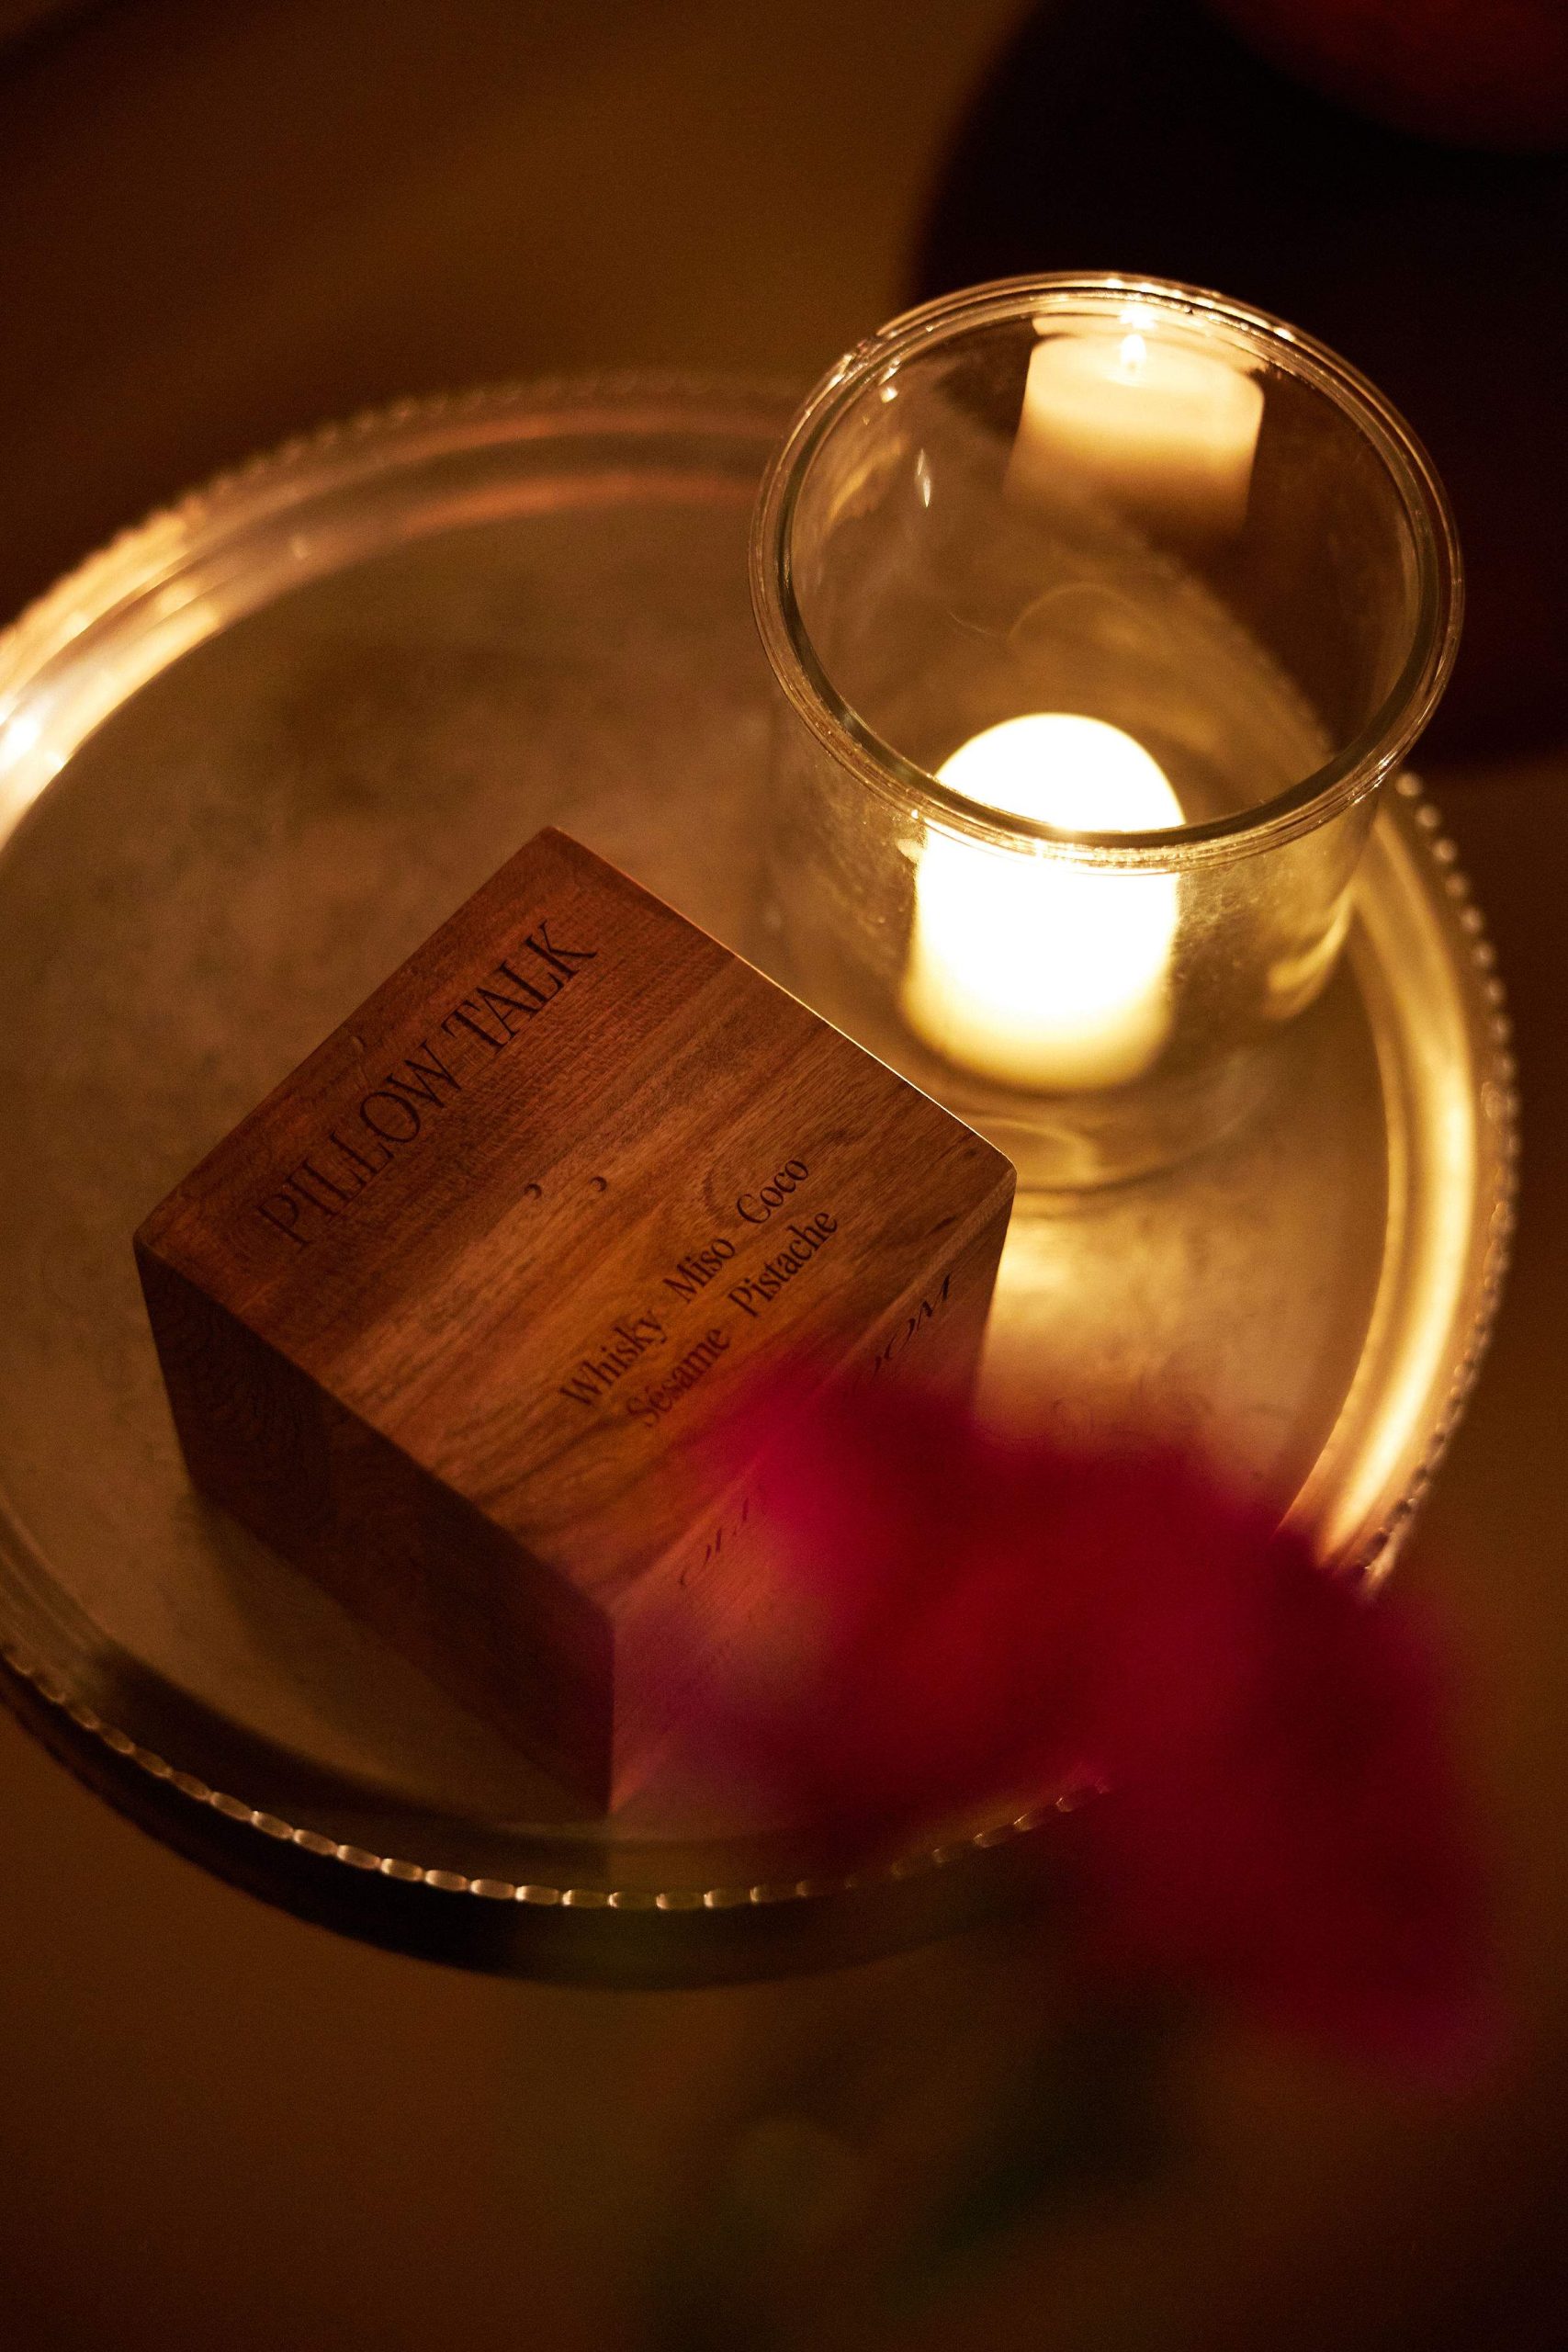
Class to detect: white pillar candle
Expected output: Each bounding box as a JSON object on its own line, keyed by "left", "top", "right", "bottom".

{"left": 902, "top": 714, "right": 1183, "bottom": 1093}
{"left": 1009, "top": 327, "right": 1265, "bottom": 537}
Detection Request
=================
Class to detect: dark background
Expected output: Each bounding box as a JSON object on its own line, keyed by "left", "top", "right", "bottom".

{"left": 2, "top": 5, "right": 1565, "bottom": 2345}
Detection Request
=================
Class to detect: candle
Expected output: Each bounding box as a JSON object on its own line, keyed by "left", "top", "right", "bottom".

{"left": 902, "top": 714, "right": 1183, "bottom": 1093}
{"left": 1009, "top": 326, "right": 1265, "bottom": 536}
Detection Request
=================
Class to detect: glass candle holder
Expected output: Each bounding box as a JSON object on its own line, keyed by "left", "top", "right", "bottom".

{"left": 750, "top": 276, "right": 1461, "bottom": 1187}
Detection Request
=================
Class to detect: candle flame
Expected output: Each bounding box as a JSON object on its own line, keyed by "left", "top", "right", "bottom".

{"left": 1119, "top": 332, "right": 1148, "bottom": 378}
{"left": 903, "top": 716, "right": 1183, "bottom": 1093}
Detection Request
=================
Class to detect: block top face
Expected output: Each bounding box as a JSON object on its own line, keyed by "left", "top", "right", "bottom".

{"left": 138, "top": 831, "right": 1015, "bottom": 1597}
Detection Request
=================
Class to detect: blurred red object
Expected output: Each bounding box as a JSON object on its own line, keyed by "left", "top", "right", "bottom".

{"left": 1206, "top": 0, "right": 1568, "bottom": 149}
{"left": 694, "top": 1378, "right": 1493, "bottom": 2078}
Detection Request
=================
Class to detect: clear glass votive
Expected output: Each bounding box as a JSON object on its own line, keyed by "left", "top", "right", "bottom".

{"left": 750, "top": 275, "right": 1461, "bottom": 1188}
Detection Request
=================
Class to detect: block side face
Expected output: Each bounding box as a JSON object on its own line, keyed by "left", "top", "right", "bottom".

{"left": 135, "top": 1238, "right": 331, "bottom": 1541}
{"left": 841, "top": 1184, "right": 1014, "bottom": 1408}
{"left": 136, "top": 1242, "right": 615, "bottom": 1804}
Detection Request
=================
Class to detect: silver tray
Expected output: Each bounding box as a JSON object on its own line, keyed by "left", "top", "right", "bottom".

{"left": 0, "top": 380, "right": 1516, "bottom": 1982}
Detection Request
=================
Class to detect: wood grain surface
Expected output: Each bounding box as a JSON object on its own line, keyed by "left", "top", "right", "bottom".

{"left": 135, "top": 830, "right": 1015, "bottom": 1805}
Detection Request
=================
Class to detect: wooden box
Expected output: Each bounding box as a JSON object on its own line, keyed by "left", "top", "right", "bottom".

{"left": 135, "top": 831, "right": 1015, "bottom": 1807}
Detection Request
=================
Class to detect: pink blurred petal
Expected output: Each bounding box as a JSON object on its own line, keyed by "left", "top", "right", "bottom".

{"left": 683, "top": 1371, "right": 1494, "bottom": 2075}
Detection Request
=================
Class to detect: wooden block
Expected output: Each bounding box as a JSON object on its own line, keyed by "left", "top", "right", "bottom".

{"left": 135, "top": 830, "right": 1015, "bottom": 1807}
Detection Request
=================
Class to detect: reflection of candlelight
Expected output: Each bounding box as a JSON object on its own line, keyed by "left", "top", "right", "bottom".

{"left": 902, "top": 714, "right": 1182, "bottom": 1093}
{"left": 1010, "top": 326, "right": 1265, "bottom": 536}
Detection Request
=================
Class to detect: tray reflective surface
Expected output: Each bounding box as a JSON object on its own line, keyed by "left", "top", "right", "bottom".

{"left": 0, "top": 382, "right": 1514, "bottom": 1979}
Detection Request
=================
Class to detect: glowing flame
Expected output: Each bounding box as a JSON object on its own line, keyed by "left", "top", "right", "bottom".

{"left": 902, "top": 715, "right": 1183, "bottom": 1093}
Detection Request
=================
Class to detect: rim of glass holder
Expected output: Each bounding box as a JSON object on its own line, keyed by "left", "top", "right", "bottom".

{"left": 750, "top": 274, "right": 1463, "bottom": 868}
